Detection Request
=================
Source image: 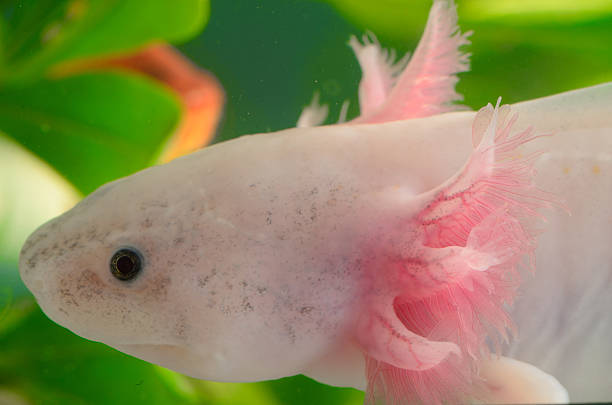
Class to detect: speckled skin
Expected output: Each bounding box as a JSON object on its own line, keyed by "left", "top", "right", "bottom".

{"left": 20, "top": 112, "right": 454, "bottom": 382}
{"left": 19, "top": 84, "right": 612, "bottom": 400}
{"left": 19, "top": 126, "right": 373, "bottom": 381}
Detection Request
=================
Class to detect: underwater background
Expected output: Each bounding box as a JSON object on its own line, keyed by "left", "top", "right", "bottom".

{"left": 1, "top": 0, "right": 612, "bottom": 404}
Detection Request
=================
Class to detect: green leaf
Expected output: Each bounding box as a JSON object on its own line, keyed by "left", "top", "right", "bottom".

{"left": 0, "top": 0, "right": 209, "bottom": 83}
{"left": 0, "top": 301, "right": 200, "bottom": 405}
{"left": 0, "top": 72, "right": 181, "bottom": 194}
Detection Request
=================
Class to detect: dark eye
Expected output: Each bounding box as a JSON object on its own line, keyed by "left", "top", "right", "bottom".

{"left": 110, "top": 248, "right": 143, "bottom": 281}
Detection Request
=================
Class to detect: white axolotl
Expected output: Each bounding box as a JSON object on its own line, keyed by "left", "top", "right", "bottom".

{"left": 18, "top": 1, "right": 612, "bottom": 404}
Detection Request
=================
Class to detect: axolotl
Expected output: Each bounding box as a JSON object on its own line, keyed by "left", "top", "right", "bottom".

{"left": 19, "top": 1, "right": 612, "bottom": 404}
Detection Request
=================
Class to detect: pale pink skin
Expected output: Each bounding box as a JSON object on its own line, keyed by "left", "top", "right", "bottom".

{"left": 299, "top": 1, "right": 612, "bottom": 401}
{"left": 303, "top": 85, "right": 612, "bottom": 403}
{"left": 19, "top": 0, "right": 610, "bottom": 404}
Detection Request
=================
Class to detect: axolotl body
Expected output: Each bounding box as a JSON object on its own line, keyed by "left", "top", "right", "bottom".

{"left": 19, "top": 1, "right": 612, "bottom": 404}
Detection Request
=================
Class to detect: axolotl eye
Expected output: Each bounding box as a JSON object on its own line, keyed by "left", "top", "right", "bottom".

{"left": 110, "top": 248, "right": 143, "bottom": 281}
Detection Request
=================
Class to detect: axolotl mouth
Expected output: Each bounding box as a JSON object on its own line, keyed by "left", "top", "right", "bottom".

{"left": 112, "top": 343, "right": 238, "bottom": 381}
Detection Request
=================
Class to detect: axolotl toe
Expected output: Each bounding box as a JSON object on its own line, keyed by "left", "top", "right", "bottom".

{"left": 19, "top": 0, "right": 612, "bottom": 404}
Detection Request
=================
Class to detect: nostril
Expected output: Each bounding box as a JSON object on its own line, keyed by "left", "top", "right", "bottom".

{"left": 19, "top": 227, "right": 51, "bottom": 276}
{"left": 18, "top": 219, "right": 61, "bottom": 298}
{"left": 19, "top": 242, "right": 43, "bottom": 292}
{"left": 19, "top": 253, "right": 48, "bottom": 297}
{"left": 19, "top": 247, "right": 35, "bottom": 274}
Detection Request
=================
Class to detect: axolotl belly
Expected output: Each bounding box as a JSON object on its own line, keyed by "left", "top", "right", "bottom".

{"left": 18, "top": 1, "right": 612, "bottom": 404}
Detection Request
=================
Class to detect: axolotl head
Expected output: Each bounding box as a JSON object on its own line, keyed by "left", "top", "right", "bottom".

{"left": 18, "top": 133, "right": 368, "bottom": 384}
{"left": 18, "top": 141, "right": 328, "bottom": 383}
{"left": 18, "top": 168, "right": 229, "bottom": 378}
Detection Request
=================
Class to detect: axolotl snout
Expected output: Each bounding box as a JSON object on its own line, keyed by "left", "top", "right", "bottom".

{"left": 19, "top": 1, "right": 612, "bottom": 404}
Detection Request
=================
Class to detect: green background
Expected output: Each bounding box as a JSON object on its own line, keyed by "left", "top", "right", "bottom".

{"left": 1, "top": 0, "right": 611, "bottom": 404}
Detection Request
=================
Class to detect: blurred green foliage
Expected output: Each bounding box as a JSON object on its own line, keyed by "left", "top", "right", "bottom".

{"left": 1, "top": 0, "right": 612, "bottom": 404}
{"left": 0, "top": 72, "right": 180, "bottom": 194}
{"left": 0, "top": 0, "right": 208, "bottom": 83}
{"left": 0, "top": 0, "right": 210, "bottom": 194}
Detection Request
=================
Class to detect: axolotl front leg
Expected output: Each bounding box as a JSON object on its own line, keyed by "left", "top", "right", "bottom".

{"left": 356, "top": 293, "right": 460, "bottom": 371}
